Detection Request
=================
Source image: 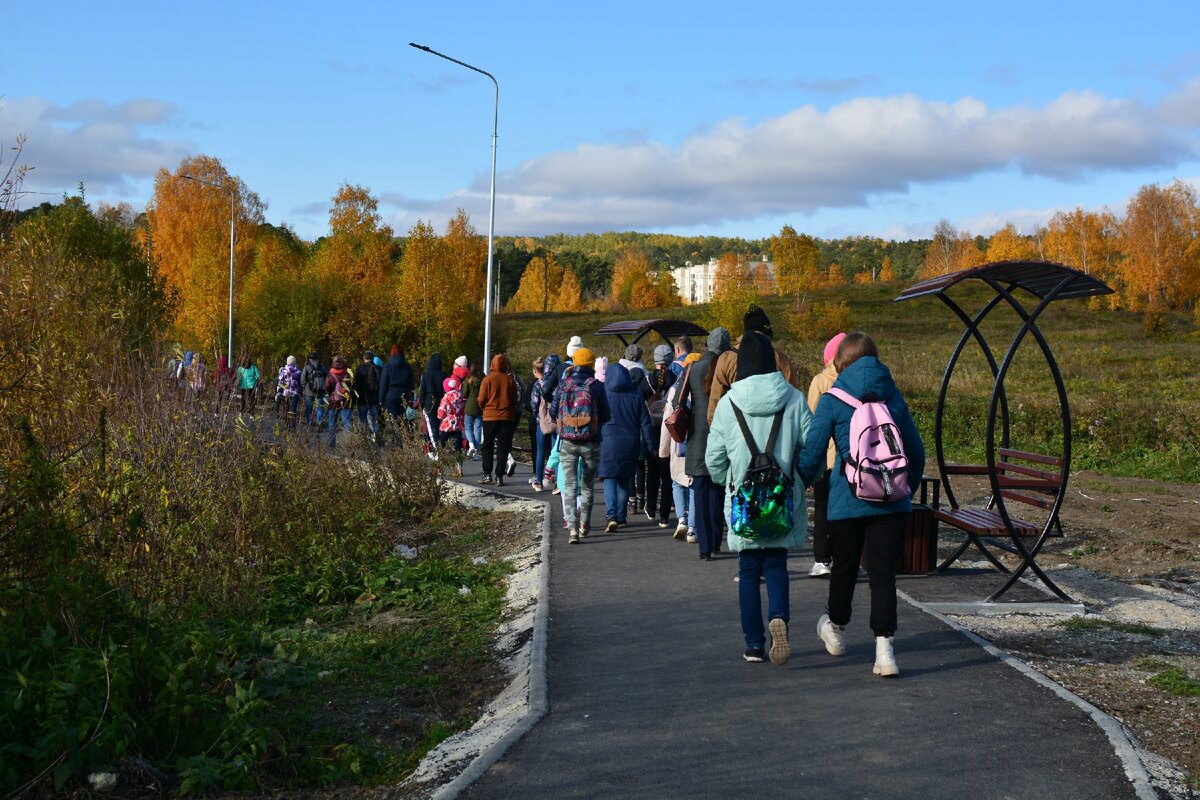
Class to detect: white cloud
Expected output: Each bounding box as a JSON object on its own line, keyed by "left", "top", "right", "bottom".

{"left": 0, "top": 96, "right": 193, "bottom": 197}
{"left": 393, "top": 84, "right": 1200, "bottom": 235}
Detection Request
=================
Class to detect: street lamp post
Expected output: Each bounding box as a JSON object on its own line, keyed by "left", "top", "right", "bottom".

{"left": 409, "top": 42, "right": 498, "bottom": 373}
{"left": 180, "top": 174, "right": 236, "bottom": 365}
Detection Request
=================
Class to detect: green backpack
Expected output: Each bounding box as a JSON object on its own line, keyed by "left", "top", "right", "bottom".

{"left": 727, "top": 404, "right": 794, "bottom": 540}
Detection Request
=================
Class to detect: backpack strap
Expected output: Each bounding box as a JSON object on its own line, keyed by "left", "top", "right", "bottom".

{"left": 730, "top": 403, "right": 760, "bottom": 459}
{"left": 825, "top": 387, "right": 861, "bottom": 408}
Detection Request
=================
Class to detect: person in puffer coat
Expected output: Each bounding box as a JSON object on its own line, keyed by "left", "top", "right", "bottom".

{"left": 598, "top": 363, "right": 654, "bottom": 531}
{"left": 798, "top": 332, "right": 925, "bottom": 679}
{"left": 707, "top": 331, "right": 812, "bottom": 667}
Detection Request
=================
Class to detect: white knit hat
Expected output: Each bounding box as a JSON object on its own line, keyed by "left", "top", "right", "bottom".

{"left": 454, "top": 355, "right": 468, "bottom": 369}
{"left": 566, "top": 336, "right": 583, "bottom": 357}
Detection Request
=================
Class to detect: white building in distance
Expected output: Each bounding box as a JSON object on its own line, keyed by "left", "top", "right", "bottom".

{"left": 671, "top": 255, "right": 775, "bottom": 305}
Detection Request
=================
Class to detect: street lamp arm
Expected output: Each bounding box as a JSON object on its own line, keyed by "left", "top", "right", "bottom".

{"left": 409, "top": 43, "right": 497, "bottom": 88}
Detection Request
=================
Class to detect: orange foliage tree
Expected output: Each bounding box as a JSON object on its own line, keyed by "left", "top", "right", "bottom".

{"left": 920, "top": 220, "right": 984, "bottom": 277}
{"left": 703, "top": 253, "right": 758, "bottom": 333}
{"left": 770, "top": 225, "right": 821, "bottom": 298}
{"left": 146, "top": 155, "right": 265, "bottom": 353}
{"left": 1119, "top": 180, "right": 1200, "bottom": 313}
{"left": 984, "top": 224, "right": 1036, "bottom": 262}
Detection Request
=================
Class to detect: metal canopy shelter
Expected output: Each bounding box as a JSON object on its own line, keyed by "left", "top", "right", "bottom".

{"left": 896, "top": 260, "right": 1114, "bottom": 602}
{"left": 595, "top": 319, "right": 709, "bottom": 349}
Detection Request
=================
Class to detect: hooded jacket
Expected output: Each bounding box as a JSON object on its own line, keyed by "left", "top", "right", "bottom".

{"left": 683, "top": 350, "right": 721, "bottom": 477}
{"left": 706, "top": 371, "right": 812, "bottom": 552}
{"left": 617, "top": 357, "right": 652, "bottom": 399}
{"left": 531, "top": 354, "right": 562, "bottom": 416}
{"left": 379, "top": 353, "right": 415, "bottom": 415}
{"left": 798, "top": 356, "right": 926, "bottom": 521}
{"left": 599, "top": 364, "right": 654, "bottom": 480}
{"left": 417, "top": 354, "right": 446, "bottom": 414}
{"left": 807, "top": 360, "right": 839, "bottom": 470}
{"left": 301, "top": 357, "right": 326, "bottom": 398}
{"left": 477, "top": 354, "right": 518, "bottom": 421}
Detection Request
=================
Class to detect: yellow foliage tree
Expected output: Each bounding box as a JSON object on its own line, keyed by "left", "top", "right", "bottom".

{"left": 923, "top": 221, "right": 985, "bottom": 277}
{"left": 508, "top": 254, "right": 565, "bottom": 313}
{"left": 826, "top": 263, "right": 845, "bottom": 286}
{"left": 610, "top": 246, "right": 668, "bottom": 309}
{"left": 985, "top": 224, "right": 1036, "bottom": 262}
{"left": 1120, "top": 180, "right": 1200, "bottom": 311}
{"left": 146, "top": 155, "right": 265, "bottom": 352}
{"left": 444, "top": 208, "right": 487, "bottom": 309}
{"left": 557, "top": 268, "right": 584, "bottom": 311}
{"left": 879, "top": 255, "right": 896, "bottom": 282}
{"left": 770, "top": 225, "right": 821, "bottom": 298}
{"left": 394, "top": 219, "right": 484, "bottom": 364}
{"left": 703, "top": 253, "right": 759, "bottom": 334}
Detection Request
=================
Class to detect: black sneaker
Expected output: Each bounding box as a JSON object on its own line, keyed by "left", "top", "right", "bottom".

{"left": 743, "top": 647, "right": 766, "bottom": 663}
{"left": 495, "top": 475, "right": 505, "bottom": 486}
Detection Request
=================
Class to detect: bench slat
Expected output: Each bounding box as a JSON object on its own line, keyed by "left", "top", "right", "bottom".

{"left": 995, "top": 476, "right": 1059, "bottom": 491}
{"left": 943, "top": 464, "right": 990, "bottom": 475}
{"left": 999, "top": 490, "right": 1056, "bottom": 510}
{"left": 997, "top": 461, "right": 1061, "bottom": 481}
{"left": 936, "top": 507, "right": 1043, "bottom": 536}
{"left": 997, "top": 448, "right": 1063, "bottom": 466}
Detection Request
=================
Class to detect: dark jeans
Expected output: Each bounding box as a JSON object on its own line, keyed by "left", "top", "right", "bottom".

{"left": 239, "top": 387, "right": 257, "bottom": 414}
{"left": 827, "top": 512, "right": 907, "bottom": 637}
{"left": 692, "top": 474, "right": 725, "bottom": 556}
{"left": 481, "top": 419, "right": 517, "bottom": 478}
{"left": 738, "top": 548, "right": 789, "bottom": 649}
{"left": 812, "top": 473, "right": 831, "bottom": 564}
{"left": 645, "top": 454, "right": 671, "bottom": 521}
{"left": 438, "top": 429, "right": 464, "bottom": 452}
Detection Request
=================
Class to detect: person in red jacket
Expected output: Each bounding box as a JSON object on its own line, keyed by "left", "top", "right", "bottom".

{"left": 476, "top": 353, "right": 519, "bottom": 485}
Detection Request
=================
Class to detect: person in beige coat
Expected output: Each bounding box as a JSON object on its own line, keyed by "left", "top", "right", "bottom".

{"left": 658, "top": 373, "right": 693, "bottom": 540}
{"left": 707, "top": 306, "right": 803, "bottom": 425}
{"left": 805, "top": 332, "right": 846, "bottom": 576}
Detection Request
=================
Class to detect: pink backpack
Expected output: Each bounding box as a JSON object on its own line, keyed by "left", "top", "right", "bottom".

{"left": 825, "top": 387, "right": 911, "bottom": 502}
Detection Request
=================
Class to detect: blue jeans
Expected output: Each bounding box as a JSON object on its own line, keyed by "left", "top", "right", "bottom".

{"left": 464, "top": 414, "right": 483, "bottom": 451}
{"left": 533, "top": 430, "right": 551, "bottom": 486}
{"left": 603, "top": 477, "right": 630, "bottom": 522}
{"left": 357, "top": 403, "right": 379, "bottom": 436}
{"left": 326, "top": 407, "right": 352, "bottom": 445}
{"left": 560, "top": 440, "right": 599, "bottom": 531}
{"left": 671, "top": 480, "right": 691, "bottom": 526}
{"left": 738, "top": 548, "right": 790, "bottom": 649}
{"left": 304, "top": 395, "right": 326, "bottom": 427}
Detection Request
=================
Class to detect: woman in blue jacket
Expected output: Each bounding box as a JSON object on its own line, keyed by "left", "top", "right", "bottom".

{"left": 798, "top": 332, "right": 925, "bottom": 678}
{"left": 599, "top": 363, "right": 654, "bottom": 532}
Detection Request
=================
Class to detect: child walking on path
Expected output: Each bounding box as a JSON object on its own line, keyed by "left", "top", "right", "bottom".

{"left": 706, "top": 331, "right": 812, "bottom": 666}
{"left": 798, "top": 332, "right": 925, "bottom": 677}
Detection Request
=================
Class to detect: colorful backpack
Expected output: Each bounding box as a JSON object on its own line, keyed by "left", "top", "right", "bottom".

{"left": 556, "top": 374, "right": 596, "bottom": 442}
{"left": 327, "top": 371, "right": 353, "bottom": 410}
{"left": 826, "top": 387, "right": 911, "bottom": 502}
{"left": 728, "top": 404, "right": 794, "bottom": 540}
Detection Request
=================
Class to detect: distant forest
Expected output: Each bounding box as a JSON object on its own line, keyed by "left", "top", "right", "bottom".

{"left": 490, "top": 231, "right": 928, "bottom": 302}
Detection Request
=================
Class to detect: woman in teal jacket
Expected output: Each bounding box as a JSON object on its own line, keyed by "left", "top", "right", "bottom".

{"left": 235, "top": 356, "right": 261, "bottom": 415}
{"left": 706, "top": 331, "right": 812, "bottom": 666}
{"left": 798, "top": 332, "right": 925, "bottom": 678}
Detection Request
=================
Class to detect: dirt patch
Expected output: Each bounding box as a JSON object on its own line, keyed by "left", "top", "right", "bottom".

{"left": 931, "top": 469, "right": 1200, "bottom": 798}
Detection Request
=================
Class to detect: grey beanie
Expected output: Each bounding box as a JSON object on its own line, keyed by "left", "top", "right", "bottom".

{"left": 653, "top": 344, "right": 672, "bottom": 365}
{"left": 707, "top": 327, "right": 731, "bottom": 354}
{"left": 624, "top": 344, "right": 643, "bottom": 361}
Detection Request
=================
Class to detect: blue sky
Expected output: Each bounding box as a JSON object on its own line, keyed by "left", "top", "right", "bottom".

{"left": 5, "top": 1, "right": 1199, "bottom": 243}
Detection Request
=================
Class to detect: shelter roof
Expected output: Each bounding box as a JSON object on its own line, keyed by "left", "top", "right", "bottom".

{"left": 895, "top": 260, "right": 1114, "bottom": 303}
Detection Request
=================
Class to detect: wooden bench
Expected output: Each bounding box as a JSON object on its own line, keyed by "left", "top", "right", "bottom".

{"left": 934, "top": 448, "right": 1070, "bottom": 601}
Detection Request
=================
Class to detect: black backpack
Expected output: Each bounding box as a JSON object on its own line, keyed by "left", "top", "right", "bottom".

{"left": 305, "top": 364, "right": 326, "bottom": 394}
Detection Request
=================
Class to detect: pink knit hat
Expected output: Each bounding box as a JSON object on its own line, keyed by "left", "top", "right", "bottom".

{"left": 823, "top": 332, "right": 847, "bottom": 366}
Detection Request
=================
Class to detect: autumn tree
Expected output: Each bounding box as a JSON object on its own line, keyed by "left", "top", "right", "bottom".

{"left": 509, "top": 254, "right": 565, "bottom": 313}
{"left": 770, "top": 225, "right": 821, "bottom": 298}
{"left": 703, "top": 253, "right": 759, "bottom": 333}
{"left": 444, "top": 208, "right": 487, "bottom": 309}
{"left": 1042, "top": 207, "right": 1120, "bottom": 276}
{"left": 1119, "top": 180, "right": 1200, "bottom": 313}
{"left": 878, "top": 255, "right": 896, "bottom": 282}
{"left": 609, "top": 246, "right": 670, "bottom": 309}
{"left": 308, "top": 183, "right": 397, "bottom": 353}
{"left": 984, "top": 224, "right": 1036, "bottom": 262}
{"left": 394, "top": 219, "right": 483, "bottom": 365}
{"left": 146, "top": 155, "right": 265, "bottom": 352}
{"left": 557, "top": 267, "right": 584, "bottom": 311}
{"left": 920, "top": 220, "right": 984, "bottom": 277}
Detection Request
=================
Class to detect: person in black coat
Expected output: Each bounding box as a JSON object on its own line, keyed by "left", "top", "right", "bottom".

{"left": 417, "top": 353, "right": 446, "bottom": 451}
{"left": 599, "top": 364, "right": 655, "bottom": 531}
{"left": 379, "top": 345, "right": 415, "bottom": 417}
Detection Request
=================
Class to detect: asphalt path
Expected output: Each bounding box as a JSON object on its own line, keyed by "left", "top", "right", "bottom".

{"left": 453, "top": 452, "right": 1138, "bottom": 800}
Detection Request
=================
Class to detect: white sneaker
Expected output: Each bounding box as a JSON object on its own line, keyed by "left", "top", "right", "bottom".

{"left": 768, "top": 618, "right": 790, "bottom": 666}
{"left": 817, "top": 614, "right": 845, "bottom": 656}
{"left": 673, "top": 522, "right": 688, "bottom": 541}
{"left": 809, "top": 561, "right": 832, "bottom": 577}
{"left": 686, "top": 531, "right": 697, "bottom": 544}
{"left": 873, "top": 636, "right": 900, "bottom": 677}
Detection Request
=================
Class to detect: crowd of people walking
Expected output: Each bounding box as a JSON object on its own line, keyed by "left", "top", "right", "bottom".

{"left": 169, "top": 307, "right": 925, "bottom": 677}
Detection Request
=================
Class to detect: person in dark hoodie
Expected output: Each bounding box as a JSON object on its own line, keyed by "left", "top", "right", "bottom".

{"left": 707, "top": 330, "right": 812, "bottom": 666}
{"left": 379, "top": 345, "right": 414, "bottom": 417}
{"left": 599, "top": 363, "right": 655, "bottom": 532}
{"left": 301, "top": 352, "right": 327, "bottom": 427}
{"left": 417, "top": 353, "right": 446, "bottom": 454}
{"left": 686, "top": 327, "right": 732, "bottom": 560}
{"left": 799, "top": 332, "right": 925, "bottom": 678}
{"left": 354, "top": 350, "right": 382, "bottom": 440}
{"left": 476, "top": 353, "right": 519, "bottom": 485}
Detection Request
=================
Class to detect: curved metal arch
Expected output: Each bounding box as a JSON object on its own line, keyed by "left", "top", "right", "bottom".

{"left": 981, "top": 275, "right": 1074, "bottom": 602}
